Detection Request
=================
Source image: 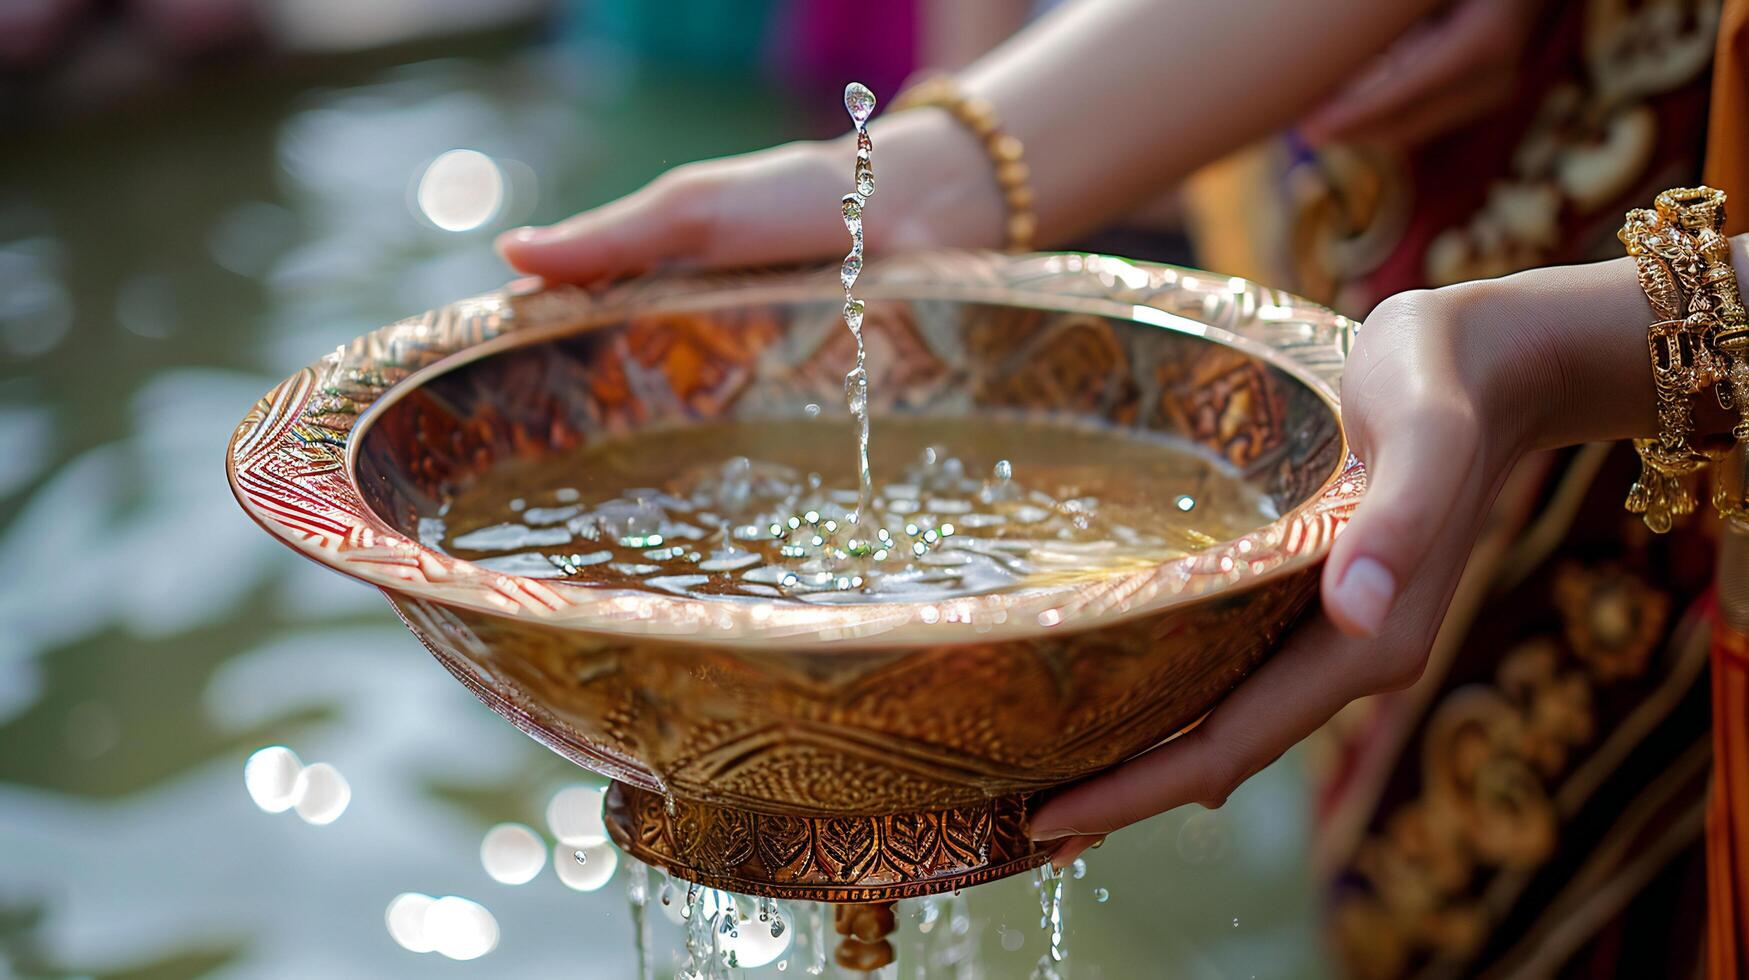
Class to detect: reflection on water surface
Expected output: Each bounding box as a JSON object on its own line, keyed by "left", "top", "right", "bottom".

{"left": 0, "top": 40, "right": 1327, "bottom": 979}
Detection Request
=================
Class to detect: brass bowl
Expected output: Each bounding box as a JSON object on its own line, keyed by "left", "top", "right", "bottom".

{"left": 226, "top": 250, "right": 1363, "bottom": 901}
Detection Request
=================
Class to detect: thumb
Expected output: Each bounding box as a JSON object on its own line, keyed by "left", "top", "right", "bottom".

{"left": 1322, "top": 404, "right": 1477, "bottom": 637}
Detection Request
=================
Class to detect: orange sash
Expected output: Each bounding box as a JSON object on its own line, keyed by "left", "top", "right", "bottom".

{"left": 1708, "top": 0, "right": 1749, "bottom": 235}
{"left": 1708, "top": 5, "right": 1749, "bottom": 974}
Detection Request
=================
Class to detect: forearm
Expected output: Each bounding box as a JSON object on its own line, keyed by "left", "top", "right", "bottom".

{"left": 866, "top": 0, "right": 1443, "bottom": 248}
{"left": 1440, "top": 235, "right": 1749, "bottom": 451}
{"left": 919, "top": 0, "right": 1032, "bottom": 71}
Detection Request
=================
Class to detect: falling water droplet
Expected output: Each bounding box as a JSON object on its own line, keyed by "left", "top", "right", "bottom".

{"left": 807, "top": 904, "right": 827, "bottom": 975}
{"left": 831, "top": 83, "right": 880, "bottom": 529}
{"left": 844, "top": 82, "right": 876, "bottom": 124}
{"left": 1030, "top": 864, "right": 1068, "bottom": 978}
{"left": 625, "top": 860, "right": 653, "bottom": 980}
{"left": 1093, "top": 887, "right": 1110, "bottom": 903}
{"left": 573, "top": 849, "right": 588, "bottom": 865}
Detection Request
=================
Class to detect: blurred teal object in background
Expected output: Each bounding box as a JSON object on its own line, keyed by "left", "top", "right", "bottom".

{"left": 557, "top": 0, "right": 783, "bottom": 71}
{"left": 552, "top": 0, "right": 920, "bottom": 129}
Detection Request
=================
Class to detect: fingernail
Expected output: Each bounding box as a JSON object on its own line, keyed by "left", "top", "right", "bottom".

{"left": 1335, "top": 556, "right": 1395, "bottom": 636}
{"left": 1049, "top": 835, "right": 1103, "bottom": 870}
{"left": 1027, "top": 826, "right": 1074, "bottom": 843}
{"left": 497, "top": 226, "right": 550, "bottom": 249}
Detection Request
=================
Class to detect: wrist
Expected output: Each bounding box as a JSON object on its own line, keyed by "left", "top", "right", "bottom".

{"left": 851, "top": 108, "right": 1008, "bottom": 253}
{"left": 1453, "top": 238, "right": 1746, "bottom": 453}
{"left": 1476, "top": 257, "right": 1652, "bottom": 453}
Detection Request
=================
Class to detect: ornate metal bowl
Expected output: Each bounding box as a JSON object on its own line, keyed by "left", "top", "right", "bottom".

{"left": 226, "top": 251, "right": 1362, "bottom": 902}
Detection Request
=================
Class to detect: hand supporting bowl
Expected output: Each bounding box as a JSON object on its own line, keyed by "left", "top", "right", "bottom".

{"left": 226, "top": 251, "right": 1363, "bottom": 901}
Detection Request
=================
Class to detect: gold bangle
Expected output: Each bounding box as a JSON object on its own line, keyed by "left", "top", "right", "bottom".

{"left": 892, "top": 75, "right": 1036, "bottom": 252}
{"left": 1619, "top": 185, "right": 1745, "bottom": 530}
{"left": 1659, "top": 188, "right": 1749, "bottom": 439}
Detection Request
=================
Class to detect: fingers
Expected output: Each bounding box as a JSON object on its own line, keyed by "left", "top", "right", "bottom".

{"left": 1323, "top": 396, "right": 1480, "bottom": 637}
{"left": 1299, "top": 0, "right": 1519, "bottom": 146}
{"left": 1046, "top": 834, "right": 1104, "bottom": 870}
{"left": 1027, "top": 614, "right": 1374, "bottom": 841}
{"left": 1323, "top": 69, "right": 1514, "bottom": 149}
{"left": 1298, "top": 24, "right": 1440, "bottom": 144}
{"left": 496, "top": 141, "right": 850, "bottom": 285}
{"left": 497, "top": 176, "right": 704, "bottom": 284}
{"left": 1024, "top": 267, "right": 1512, "bottom": 845}
{"left": 1027, "top": 495, "right": 1485, "bottom": 841}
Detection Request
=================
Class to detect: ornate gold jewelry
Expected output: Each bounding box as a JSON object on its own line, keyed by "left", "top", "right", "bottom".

{"left": 1658, "top": 187, "right": 1749, "bottom": 436}
{"left": 1620, "top": 185, "right": 1745, "bottom": 530}
{"left": 892, "top": 75, "right": 1036, "bottom": 252}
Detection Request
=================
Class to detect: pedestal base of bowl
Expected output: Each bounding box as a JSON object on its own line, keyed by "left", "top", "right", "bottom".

{"left": 602, "top": 782, "right": 1050, "bottom": 902}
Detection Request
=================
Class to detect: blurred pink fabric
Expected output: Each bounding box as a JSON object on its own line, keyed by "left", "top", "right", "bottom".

{"left": 767, "top": 0, "right": 920, "bottom": 131}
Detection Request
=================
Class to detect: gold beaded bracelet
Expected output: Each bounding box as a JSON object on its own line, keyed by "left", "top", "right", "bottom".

{"left": 892, "top": 75, "right": 1036, "bottom": 252}
{"left": 1620, "top": 185, "right": 1748, "bottom": 530}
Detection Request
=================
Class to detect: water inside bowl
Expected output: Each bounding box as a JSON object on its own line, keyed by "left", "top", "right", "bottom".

{"left": 351, "top": 296, "right": 1344, "bottom": 613}
{"left": 424, "top": 414, "right": 1278, "bottom": 603}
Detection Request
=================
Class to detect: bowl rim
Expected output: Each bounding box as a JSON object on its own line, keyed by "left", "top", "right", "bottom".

{"left": 226, "top": 250, "right": 1366, "bottom": 648}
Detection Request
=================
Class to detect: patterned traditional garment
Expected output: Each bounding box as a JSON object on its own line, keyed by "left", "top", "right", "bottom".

{"left": 1196, "top": 0, "right": 1726, "bottom": 311}
{"left": 1316, "top": 445, "right": 1717, "bottom": 978}
{"left": 1171, "top": 0, "right": 1749, "bottom": 975}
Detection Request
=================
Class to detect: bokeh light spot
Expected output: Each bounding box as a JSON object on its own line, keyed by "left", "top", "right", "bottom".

{"left": 416, "top": 149, "right": 504, "bottom": 232}
{"left": 425, "top": 895, "right": 500, "bottom": 960}
{"left": 243, "top": 746, "right": 304, "bottom": 813}
{"left": 480, "top": 822, "right": 546, "bottom": 885}
{"left": 292, "top": 761, "right": 351, "bottom": 825}
{"left": 385, "top": 892, "right": 436, "bottom": 953}
{"left": 553, "top": 841, "right": 617, "bottom": 892}
{"left": 544, "top": 784, "right": 607, "bottom": 846}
